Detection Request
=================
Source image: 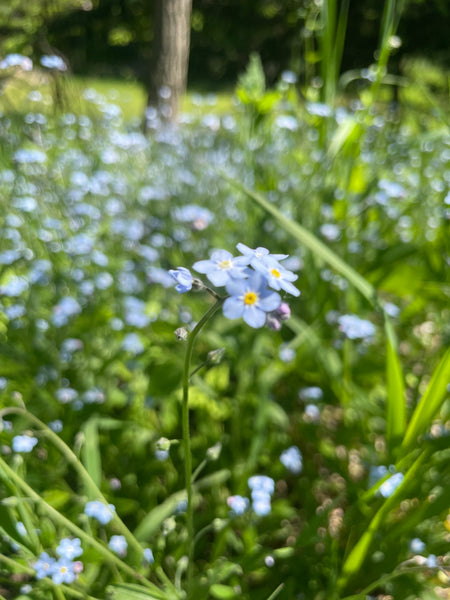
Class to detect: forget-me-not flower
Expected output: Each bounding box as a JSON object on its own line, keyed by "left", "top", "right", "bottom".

{"left": 12, "top": 435, "right": 38, "bottom": 453}
{"left": 236, "top": 243, "right": 288, "bottom": 269}
{"left": 280, "top": 446, "right": 303, "bottom": 474}
{"left": 338, "top": 314, "right": 376, "bottom": 340}
{"left": 108, "top": 534, "right": 128, "bottom": 556}
{"left": 169, "top": 267, "right": 193, "bottom": 293}
{"left": 51, "top": 558, "right": 76, "bottom": 584}
{"left": 252, "top": 256, "right": 300, "bottom": 296}
{"left": 84, "top": 500, "right": 116, "bottom": 524}
{"left": 223, "top": 273, "right": 281, "bottom": 328}
{"left": 227, "top": 495, "right": 250, "bottom": 516}
{"left": 193, "top": 250, "right": 250, "bottom": 287}
{"left": 34, "top": 552, "right": 56, "bottom": 580}
{"left": 56, "top": 538, "right": 83, "bottom": 560}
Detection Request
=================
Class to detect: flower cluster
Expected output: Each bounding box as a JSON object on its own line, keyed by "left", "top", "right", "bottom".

{"left": 248, "top": 475, "right": 275, "bottom": 516}
{"left": 34, "top": 538, "right": 83, "bottom": 584}
{"left": 169, "top": 244, "right": 300, "bottom": 329}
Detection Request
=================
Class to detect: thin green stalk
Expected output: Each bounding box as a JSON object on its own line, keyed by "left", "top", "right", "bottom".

{"left": 0, "top": 407, "right": 145, "bottom": 559}
{"left": 0, "top": 456, "right": 158, "bottom": 591}
{"left": 182, "top": 297, "right": 224, "bottom": 598}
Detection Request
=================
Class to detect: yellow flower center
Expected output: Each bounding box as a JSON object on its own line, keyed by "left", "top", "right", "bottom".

{"left": 60, "top": 567, "right": 68, "bottom": 574}
{"left": 218, "top": 259, "right": 232, "bottom": 270}
{"left": 244, "top": 292, "right": 258, "bottom": 305}
{"left": 271, "top": 268, "right": 280, "bottom": 278}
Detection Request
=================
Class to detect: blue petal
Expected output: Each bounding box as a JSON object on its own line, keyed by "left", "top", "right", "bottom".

{"left": 223, "top": 297, "right": 244, "bottom": 319}
{"left": 259, "top": 291, "right": 281, "bottom": 311}
{"left": 208, "top": 270, "right": 230, "bottom": 286}
{"left": 243, "top": 307, "right": 266, "bottom": 328}
{"left": 226, "top": 278, "right": 247, "bottom": 296}
{"left": 193, "top": 259, "right": 214, "bottom": 274}
{"left": 211, "top": 249, "right": 232, "bottom": 262}
{"left": 279, "top": 280, "right": 300, "bottom": 297}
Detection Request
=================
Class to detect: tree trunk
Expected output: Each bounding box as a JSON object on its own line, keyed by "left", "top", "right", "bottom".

{"left": 147, "top": 0, "right": 192, "bottom": 123}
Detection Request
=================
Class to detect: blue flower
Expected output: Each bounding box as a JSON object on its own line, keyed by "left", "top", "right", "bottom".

{"left": 223, "top": 273, "right": 281, "bottom": 328}
{"left": 121, "top": 333, "right": 144, "bottom": 355}
{"left": 84, "top": 500, "right": 116, "bottom": 525}
{"left": 338, "top": 314, "right": 376, "bottom": 340}
{"left": 193, "top": 250, "right": 250, "bottom": 287}
{"left": 248, "top": 475, "right": 275, "bottom": 495}
{"left": 56, "top": 538, "right": 83, "bottom": 560}
{"left": 143, "top": 548, "right": 155, "bottom": 564}
{"left": 252, "top": 256, "right": 300, "bottom": 297}
{"left": 40, "top": 55, "right": 67, "bottom": 71}
{"left": 236, "top": 243, "right": 287, "bottom": 268}
{"left": 51, "top": 558, "right": 76, "bottom": 584}
{"left": 248, "top": 475, "right": 275, "bottom": 516}
{"left": 169, "top": 267, "right": 193, "bottom": 293}
{"left": 227, "top": 495, "right": 250, "bottom": 516}
{"left": 280, "top": 446, "right": 303, "bottom": 474}
{"left": 409, "top": 538, "right": 426, "bottom": 554}
{"left": 12, "top": 435, "right": 38, "bottom": 453}
{"left": 378, "top": 472, "right": 404, "bottom": 498}
{"left": 34, "top": 552, "right": 56, "bottom": 580}
{"left": 108, "top": 535, "right": 128, "bottom": 557}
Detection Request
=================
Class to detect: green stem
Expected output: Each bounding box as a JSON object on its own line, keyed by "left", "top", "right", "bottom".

{"left": 182, "top": 297, "right": 224, "bottom": 598}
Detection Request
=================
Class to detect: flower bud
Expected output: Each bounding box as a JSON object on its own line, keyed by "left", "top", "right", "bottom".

{"left": 206, "top": 442, "right": 222, "bottom": 461}
{"left": 266, "top": 315, "right": 281, "bottom": 331}
{"left": 191, "top": 278, "right": 206, "bottom": 292}
{"left": 207, "top": 348, "right": 225, "bottom": 365}
{"left": 276, "top": 302, "right": 291, "bottom": 321}
{"left": 156, "top": 437, "right": 171, "bottom": 452}
{"left": 174, "top": 327, "right": 189, "bottom": 341}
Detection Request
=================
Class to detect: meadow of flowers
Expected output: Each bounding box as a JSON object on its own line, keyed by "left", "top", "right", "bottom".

{"left": 0, "top": 54, "right": 449, "bottom": 600}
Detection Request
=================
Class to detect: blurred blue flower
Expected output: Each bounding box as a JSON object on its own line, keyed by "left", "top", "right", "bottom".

{"left": 12, "top": 435, "right": 38, "bottom": 453}
{"left": 169, "top": 267, "right": 193, "bottom": 293}
{"left": 173, "top": 204, "right": 213, "bottom": 230}
{"left": 143, "top": 548, "right": 155, "bottom": 564}
{"left": 13, "top": 149, "right": 47, "bottom": 164}
{"left": 84, "top": 500, "right": 116, "bottom": 525}
{"left": 227, "top": 495, "right": 250, "bottom": 516}
{"left": 34, "top": 552, "right": 56, "bottom": 580}
{"left": 193, "top": 250, "right": 250, "bottom": 287}
{"left": 378, "top": 472, "right": 404, "bottom": 498}
{"left": 248, "top": 475, "right": 275, "bottom": 495}
{"left": 121, "top": 333, "right": 144, "bottom": 354}
{"left": 56, "top": 538, "right": 83, "bottom": 560}
{"left": 51, "top": 558, "right": 76, "bottom": 584}
{"left": 40, "top": 55, "right": 67, "bottom": 71}
{"left": 223, "top": 273, "right": 281, "bottom": 328}
{"left": 108, "top": 535, "right": 127, "bottom": 557}
{"left": 280, "top": 446, "right": 303, "bottom": 474}
{"left": 0, "top": 54, "right": 32, "bottom": 71}
{"left": 0, "top": 276, "right": 29, "bottom": 297}
{"left": 409, "top": 537, "right": 426, "bottom": 554}
{"left": 338, "top": 314, "right": 376, "bottom": 340}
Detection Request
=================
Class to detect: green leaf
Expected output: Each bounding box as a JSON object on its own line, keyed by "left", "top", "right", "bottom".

{"left": 133, "top": 490, "right": 187, "bottom": 541}
{"left": 106, "top": 583, "right": 169, "bottom": 600}
{"left": 81, "top": 417, "right": 102, "bottom": 488}
{"left": 384, "top": 318, "right": 406, "bottom": 454}
{"left": 210, "top": 584, "right": 239, "bottom": 599}
{"left": 401, "top": 347, "right": 450, "bottom": 455}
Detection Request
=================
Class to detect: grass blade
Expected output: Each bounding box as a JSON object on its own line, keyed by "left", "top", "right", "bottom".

{"left": 81, "top": 417, "right": 102, "bottom": 488}
{"left": 338, "top": 449, "right": 427, "bottom": 591}
{"left": 401, "top": 347, "right": 450, "bottom": 455}
{"left": 384, "top": 317, "right": 406, "bottom": 455}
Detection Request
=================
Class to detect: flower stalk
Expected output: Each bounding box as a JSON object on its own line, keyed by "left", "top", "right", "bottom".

{"left": 182, "top": 297, "right": 224, "bottom": 597}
